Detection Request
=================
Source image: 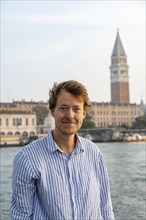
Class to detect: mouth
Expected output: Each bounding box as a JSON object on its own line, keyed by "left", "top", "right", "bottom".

{"left": 62, "top": 121, "right": 77, "bottom": 125}
{"left": 62, "top": 121, "right": 75, "bottom": 124}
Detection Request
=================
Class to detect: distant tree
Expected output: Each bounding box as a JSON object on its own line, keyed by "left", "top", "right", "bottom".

{"left": 81, "top": 114, "right": 96, "bottom": 129}
{"left": 33, "top": 106, "right": 49, "bottom": 125}
{"left": 132, "top": 115, "right": 146, "bottom": 129}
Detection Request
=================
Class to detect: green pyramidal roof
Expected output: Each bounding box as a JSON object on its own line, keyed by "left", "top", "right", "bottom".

{"left": 112, "top": 30, "right": 126, "bottom": 57}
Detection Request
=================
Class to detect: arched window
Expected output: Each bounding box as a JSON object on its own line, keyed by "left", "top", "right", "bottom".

{"left": 15, "top": 131, "right": 21, "bottom": 135}
{"left": 7, "top": 132, "right": 13, "bottom": 135}
{"left": 22, "top": 131, "right": 28, "bottom": 138}
{"left": 30, "top": 131, "right": 35, "bottom": 137}
{"left": 0, "top": 132, "right": 5, "bottom": 135}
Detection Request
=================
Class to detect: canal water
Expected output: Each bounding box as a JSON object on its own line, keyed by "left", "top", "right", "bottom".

{"left": 0, "top": 142, "right": 145, "bottom": 220}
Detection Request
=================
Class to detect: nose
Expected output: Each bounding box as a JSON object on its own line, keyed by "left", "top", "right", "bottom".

{"left": 66, "top": 108, "right": 74, "bottom": 119}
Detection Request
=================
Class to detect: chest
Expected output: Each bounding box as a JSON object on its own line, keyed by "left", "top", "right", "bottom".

{"left": 35, "top": 153, "right": 100, "bottom": 201}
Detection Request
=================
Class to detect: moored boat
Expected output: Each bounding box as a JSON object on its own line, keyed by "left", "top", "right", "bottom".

{"left": 123, "top": 133, "right": 146, "bottom": 142}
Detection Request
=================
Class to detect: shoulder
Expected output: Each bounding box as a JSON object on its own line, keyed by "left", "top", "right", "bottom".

{"left": 24, "top": 134, "right": 48, "bottom": 151}
{"left": 13, "top": 134, "right": 50, "bottom": 177}
{"left": 78, "top": 135, "right": 101, "bottom": 156}
{"left": 14, "top": 134, "right": 48, "bottom": 163}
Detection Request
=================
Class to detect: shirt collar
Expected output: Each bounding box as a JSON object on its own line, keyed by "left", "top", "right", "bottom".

{"left": 47, "top": 131, "right": 59, "bottom": 153}
{"left": 47, "top": 131, "right": 85, "bottom": 154}
{"left": 76, "top": 133, "right": 85, "bottom": 152}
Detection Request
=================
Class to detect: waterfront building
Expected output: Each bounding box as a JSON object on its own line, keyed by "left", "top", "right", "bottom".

{"left": 88, "top": 102, "right": 144, "bottom": 128}
{"left": 0, "top": 110, "right": 37, "bottom": 137}
{"left": 0, "top": 100, "right": 48, "bottom": 112}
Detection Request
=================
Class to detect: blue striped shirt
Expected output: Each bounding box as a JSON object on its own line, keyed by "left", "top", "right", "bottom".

{"left": 11, "top": 131, "right": 115, "bottom": 220}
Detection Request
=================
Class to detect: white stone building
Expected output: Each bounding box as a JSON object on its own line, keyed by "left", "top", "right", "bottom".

{"left": 37, "top": 113, "right": 55, "bottom": 135}
{"left": 0, "top": 110, "right": 37, "bottom": 137}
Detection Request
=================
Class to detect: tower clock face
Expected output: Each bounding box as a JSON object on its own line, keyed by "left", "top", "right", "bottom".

{"left": 112, "top": 71, "right": 117, "bottom": 75}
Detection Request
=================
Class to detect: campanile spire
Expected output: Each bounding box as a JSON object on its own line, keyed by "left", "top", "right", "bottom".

{"left": 110, "top": 30, "right": 130, "bottom": 104}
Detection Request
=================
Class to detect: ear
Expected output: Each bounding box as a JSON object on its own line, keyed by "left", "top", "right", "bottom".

{"left": 51, "top": 109, "right": 55, "bottom": 117}
{"left": 83, "top": 110, "right": 86, "bottom": 119}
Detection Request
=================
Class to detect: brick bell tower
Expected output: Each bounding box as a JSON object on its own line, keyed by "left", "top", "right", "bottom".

{"left": 110, "top": 29, "right": 130, "bottom": 104}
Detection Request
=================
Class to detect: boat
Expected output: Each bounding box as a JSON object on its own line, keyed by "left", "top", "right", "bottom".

{"left": 123, "top": 133, "right": 146, "bottom": 142}
{"left": 84, "top": 134, "right": 93, "bottom": 141}
{"left": 0, "top": 134, "right": 23, "bottom": 146}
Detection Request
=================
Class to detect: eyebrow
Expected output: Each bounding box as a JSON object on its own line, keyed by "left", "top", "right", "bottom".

{"left": 58, "top": 104, "right": 82, "bottom": 107}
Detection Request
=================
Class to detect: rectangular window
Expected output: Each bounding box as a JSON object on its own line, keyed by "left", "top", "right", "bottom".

{"left": 32, "top": 118, "right": 35, "bottom": 126}
{"left": 13, "top": 118, "right": 15, "bottom": 126}
{"left": 26, "top": 118, "right": 28, "bottom": 126}
{"left": 6, "top": 118, "right": 9, "bottom": 126}
{"left": 19, "top": 118, "right": 22, "bottom": 125}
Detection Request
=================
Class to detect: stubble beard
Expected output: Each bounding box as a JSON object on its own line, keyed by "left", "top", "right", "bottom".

{"left": 56, "top": 122, "right": 80, "bottom": 136}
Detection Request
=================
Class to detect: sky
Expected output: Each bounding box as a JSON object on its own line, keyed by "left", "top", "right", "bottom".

{"left": 1, "top": 0, "right": 145, "bottom": 104}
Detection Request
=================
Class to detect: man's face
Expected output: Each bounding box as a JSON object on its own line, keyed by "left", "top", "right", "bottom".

{"left": 52, "top": 90, "right": 86, "bottom": 136}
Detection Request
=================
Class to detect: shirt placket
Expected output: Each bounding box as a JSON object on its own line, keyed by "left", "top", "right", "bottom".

{"left": 67, "top": 156, "right": 78, "bottom": 220}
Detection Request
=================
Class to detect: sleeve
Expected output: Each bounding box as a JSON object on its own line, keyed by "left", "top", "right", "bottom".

{"left": 11, "top": 150, "right": 36, "bottom": 220}
{"left": 98, "top": 153, "right": 115, "bottom": 220}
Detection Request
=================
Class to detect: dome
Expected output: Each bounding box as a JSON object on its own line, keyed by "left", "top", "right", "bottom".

{"left": 44, "top": 114, "right": 55, "bottom": 129}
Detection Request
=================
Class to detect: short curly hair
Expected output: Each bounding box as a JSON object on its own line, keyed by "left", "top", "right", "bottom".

{"left": 48, "top": 80, "right": 91, "bottom": 111}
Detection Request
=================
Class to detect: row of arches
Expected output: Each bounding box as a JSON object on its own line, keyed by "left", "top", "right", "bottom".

{"left": 0, "top": 131, "right": 36, "bottom": 137}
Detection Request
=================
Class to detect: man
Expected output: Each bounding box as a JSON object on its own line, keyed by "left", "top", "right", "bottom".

{"left": 11, "top": 80, "right": 115, "bottom": 220}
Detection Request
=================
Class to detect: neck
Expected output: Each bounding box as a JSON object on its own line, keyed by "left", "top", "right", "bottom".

{"left": 52, "top": 130, "right": 77, "bottom": 156}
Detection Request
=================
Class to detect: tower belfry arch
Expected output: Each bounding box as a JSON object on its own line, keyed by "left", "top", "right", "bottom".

{"left": 110, "top": 29, "right": 130, "bottom": 104}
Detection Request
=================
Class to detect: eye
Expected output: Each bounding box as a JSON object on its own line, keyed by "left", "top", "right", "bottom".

{"left": 73, "top": 107, "right": 81, "bottom": 112}
{"left": 59, "top": 106, "right": 68, "bottom": 112}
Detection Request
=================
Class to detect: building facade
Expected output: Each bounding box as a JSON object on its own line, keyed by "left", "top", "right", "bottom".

{"left": 88, "top": 102, "right": 144, "bottom": 128}
{"left": 0, "top": 100, "right": 48, "bottom": 112}
{"left": 0, "top": 110, "right": 37, "bottom": 137}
